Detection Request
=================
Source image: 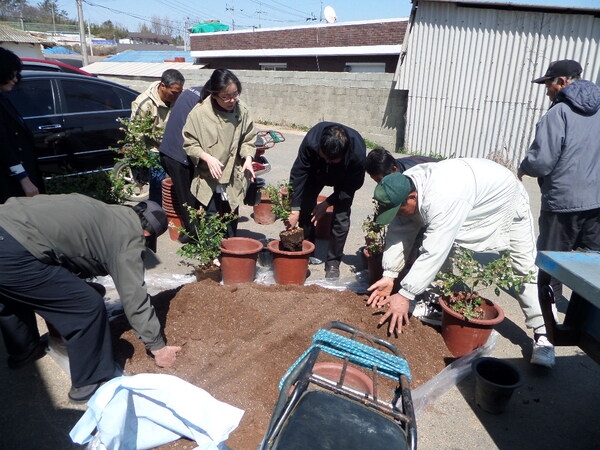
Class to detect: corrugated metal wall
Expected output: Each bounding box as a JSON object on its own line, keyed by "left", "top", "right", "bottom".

{"left": 395, "top": 2, "right": 600, "bottom": 167}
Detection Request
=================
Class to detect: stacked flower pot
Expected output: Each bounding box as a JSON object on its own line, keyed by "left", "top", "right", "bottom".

{"left": 161, "top": 177, "right": 184, "bottom": 241}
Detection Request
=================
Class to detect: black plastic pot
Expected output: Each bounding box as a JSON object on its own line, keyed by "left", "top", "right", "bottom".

{"left": 472, "top": 357, "right": 523, "bottom": 414}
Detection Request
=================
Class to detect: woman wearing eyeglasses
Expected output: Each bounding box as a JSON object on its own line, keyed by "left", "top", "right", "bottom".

{"left": 182, "top": 68, "right": 256, "bottom": 236}
{"left": 0, "top": 47, "right": 44, "bottom": 203}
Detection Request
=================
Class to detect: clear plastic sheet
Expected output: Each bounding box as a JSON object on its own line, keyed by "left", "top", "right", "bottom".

{"left": 410, "top": 330, "right": 499, "bottom": 416}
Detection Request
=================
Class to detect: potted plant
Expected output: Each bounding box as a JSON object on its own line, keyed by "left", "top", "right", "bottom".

{"left": 264, "top": 181, "right": 315, "bottom": 284}
{"left": 112, "top": 115, "right": 164, "bottom": 201}
{"left": 432, "top": 246, "right": 533, "bottom": 357}
{"left": 361, "top": 202, "right": 386, "bottom": 285}
{"left": 176, "top": 207, "right": 237, "bottom": 282}
{"left": 45, "top": 170, "right": 128, "bottom": 205}
{"left": 252, "top": 185, "right": 277, "bottom": 225}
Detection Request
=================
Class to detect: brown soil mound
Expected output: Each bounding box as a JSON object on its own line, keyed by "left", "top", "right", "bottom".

{"left": 112, "top": 280, "right": 451, "bottom": 450}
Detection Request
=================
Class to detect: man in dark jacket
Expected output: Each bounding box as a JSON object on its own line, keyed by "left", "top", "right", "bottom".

{"left": 287, "top": 122, "right": 366, "bottom": 279}
{"left": 0, "top": 47, "right": 44, "bottom": 203}
{"left": 518, "top": 59, "right": 600, "bottom": 367}
{"left": 159, "top": 85, "right": 203, "bottom": 240}
{"left": 365, "top": 146, "right": 439, "bottom": 182}
{"left": 0, "top": 194, "right": 181, "bottom": 401}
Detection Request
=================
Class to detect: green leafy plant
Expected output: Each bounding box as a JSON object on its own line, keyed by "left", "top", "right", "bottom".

{"left": 362, "top": 200, "right": 386, "bottom": 256}
{"left": 115, "top": 115, "right": 163, "bottom": 169}
{"left": 433, "top": 246, "right": 534, "bottom": 320}
{"left": 45, "top": 170, "right": 127, "bottom": 204}
{"left": 263, "top": 181, "right": 293, "bottom": 222}
{"left": 176, "top": 207, "right": 237, "bottom": 270}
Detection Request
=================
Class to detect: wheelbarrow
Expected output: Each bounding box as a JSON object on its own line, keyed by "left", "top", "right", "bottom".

{"left": 260, "top": 321, "right": 417, "bottom": 450}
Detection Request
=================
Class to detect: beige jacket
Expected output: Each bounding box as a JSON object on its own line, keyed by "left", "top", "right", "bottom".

{"left": 130, "top": 81, "right": 171, "bottom": 148}
{"left": 182, "top": 98, "right": 256, "bottom": 210}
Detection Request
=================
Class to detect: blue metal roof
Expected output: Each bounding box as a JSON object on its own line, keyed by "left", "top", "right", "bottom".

{"left": 105, "top": 50, "right": 193, "bottom": 63}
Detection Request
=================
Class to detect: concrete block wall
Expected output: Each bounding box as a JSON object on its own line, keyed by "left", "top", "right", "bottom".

{"left": 104, "top": 69, "right": 407, "bottom": 151}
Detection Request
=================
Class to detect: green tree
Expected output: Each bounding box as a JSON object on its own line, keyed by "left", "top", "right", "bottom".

{"left": 0, "top": 0, "right": 27, "bottom": 19}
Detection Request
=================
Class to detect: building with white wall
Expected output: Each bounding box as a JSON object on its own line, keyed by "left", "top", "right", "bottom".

{"left": 395, "top": 0, "right": 600, "bottom": 165}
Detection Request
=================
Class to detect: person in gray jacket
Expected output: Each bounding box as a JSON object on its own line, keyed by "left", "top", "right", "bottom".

{"left": 518, "top": 59, "right": 600, "bottom": 307}
{"left": 0, "top": 194, "right": 181, "bottom": 401}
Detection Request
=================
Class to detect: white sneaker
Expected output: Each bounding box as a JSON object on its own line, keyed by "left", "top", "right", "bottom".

{"left": 411, "top": 298, "right": 442, "bottom": 326}
{"left": 531, "top": 335, "right": 555, "bottom": 368}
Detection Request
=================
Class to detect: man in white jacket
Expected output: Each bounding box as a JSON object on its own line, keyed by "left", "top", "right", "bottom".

{"left": 366, "top": 158, "right": 555, "bottom": 368}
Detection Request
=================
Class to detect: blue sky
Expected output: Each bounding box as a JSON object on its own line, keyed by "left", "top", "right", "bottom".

{"left": 57, "top": 0, "right": 598, "bottom": 34}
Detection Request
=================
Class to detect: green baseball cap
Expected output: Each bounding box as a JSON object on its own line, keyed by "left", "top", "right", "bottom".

{"left": 373, "top": 172, "right": 412, "bottom": 225}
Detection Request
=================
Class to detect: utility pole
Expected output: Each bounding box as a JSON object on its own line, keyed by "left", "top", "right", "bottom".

{"left": 256, "top": 6, "right": 266, "bottom": 28}
{"left": 76, "top": 0, "right": 89, "bottom": 66}
{"left": 87, "top": 23, "right": 94, "bottom": 57}
{"left": 226, "top": 3, "right": 240, "bottom": 31}
{"left": 51, "top": 3, "right": 56, "bottom": 37}
{"left": 184, "top": 17, "right": 189, "bottom": 51}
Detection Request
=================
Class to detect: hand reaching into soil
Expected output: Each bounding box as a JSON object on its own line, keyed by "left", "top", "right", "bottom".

{"left": 151, "top": 345, "right": 182, "bottom": 367}
{"left": 366, "top": 276, "right": 395, "bottom": 304}
{"left": 375, "top": 293, "right": 411, "bottom": 335}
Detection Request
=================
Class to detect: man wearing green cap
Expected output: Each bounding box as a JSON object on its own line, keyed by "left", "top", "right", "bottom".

{"left": 366, "top": 158, "right": 554, "bottom": 368}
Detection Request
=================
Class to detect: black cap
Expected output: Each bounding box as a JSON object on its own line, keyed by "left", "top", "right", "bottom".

{"left": 532, "top": 59, "right": 582, "bottom": 84}
{"left": 137, "top": 200, "right": 168, "bottom": 252}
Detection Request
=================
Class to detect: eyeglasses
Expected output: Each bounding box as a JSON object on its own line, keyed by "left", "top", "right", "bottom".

{"left": 216, "top": 91, "right": 240, "bottom": 101}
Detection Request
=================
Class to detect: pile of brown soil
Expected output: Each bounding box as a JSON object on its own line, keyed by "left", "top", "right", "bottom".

{"left": 112, "top": 280, "right": 452, "bottom": 450}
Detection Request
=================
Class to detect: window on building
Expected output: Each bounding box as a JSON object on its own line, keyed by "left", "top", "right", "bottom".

{"left": 260, "top": 63, "right": 287, "bottom": 71}
{"left": 344, "top": 62, "right": 386, "bottom": 73}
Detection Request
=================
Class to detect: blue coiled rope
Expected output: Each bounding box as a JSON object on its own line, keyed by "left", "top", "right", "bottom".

{"left": 279, "top": 329, "right": 411, "bottom": 390}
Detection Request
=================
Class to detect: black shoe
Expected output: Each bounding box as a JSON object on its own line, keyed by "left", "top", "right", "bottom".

{"left": 177, "top": 233, "right": 191, "bottom": 244}
{"left": 68, "top": 382, "right": 102, "bottom": 402}
{"left": 325, "top": 263, "right": 340, "bottom": 280}
{"left": 7, "top": 335, "right": 48, "bottom": 369}
{"left": 86, "top": 281, "right": 106, "bottom": 297}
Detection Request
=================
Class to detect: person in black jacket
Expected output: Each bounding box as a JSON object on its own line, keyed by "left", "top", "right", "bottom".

{"left": 287, "top": 122, "right": 366, "bottom": 279}
{"left": 0, "top": 47, "right": 44, "bottom": 203}
{"left": 159, "top": 85, "right": 203, "bottom": 240}
{"left": 365, "top": 147, "right": 440, "bottom": 182}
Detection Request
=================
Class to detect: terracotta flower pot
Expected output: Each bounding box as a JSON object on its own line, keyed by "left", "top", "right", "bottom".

{"left": 267, "top": 239, "right": 315, "bottom": 285}
{"left": 220, "top": 237, "right": 263, "bottom": 284}
{"left": 167, "top": 214, "right": 182, "bottom": 241}
{"left": 315, "top": 194, "right": 334, "bottom": 239}
{"left": 312, "top": 362, "right": 374, "bottom": 395}
{"left": 439, "top": 296, "right": 505, "bottom": 358}
{"left": 161, "top": 177, "right": 183, "bottom": 216}
{"left": 253, "top": 193, "right": 276, "bottom": 225}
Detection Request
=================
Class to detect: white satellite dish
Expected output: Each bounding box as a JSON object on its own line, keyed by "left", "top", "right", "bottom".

{"left": 324, "top": 5, "right": 337, "bottom": 23}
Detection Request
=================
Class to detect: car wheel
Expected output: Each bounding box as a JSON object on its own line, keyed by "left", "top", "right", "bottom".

{"left": 113, "top": 161, "right": 150, "bottom": 201}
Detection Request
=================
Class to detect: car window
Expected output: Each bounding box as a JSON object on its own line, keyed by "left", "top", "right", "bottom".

{"left": 22, "top": 63, "right": 62, "bottom": 72}
{"left": 7, "top": 79, "right": 56, "bottom": 118}
{"left": 60, "top": 79, "right": 133, "bottom": 113}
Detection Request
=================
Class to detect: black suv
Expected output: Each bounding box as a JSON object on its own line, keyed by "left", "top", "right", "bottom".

{"left": 4, "top": 71, "right": 139, "bottom": 178}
